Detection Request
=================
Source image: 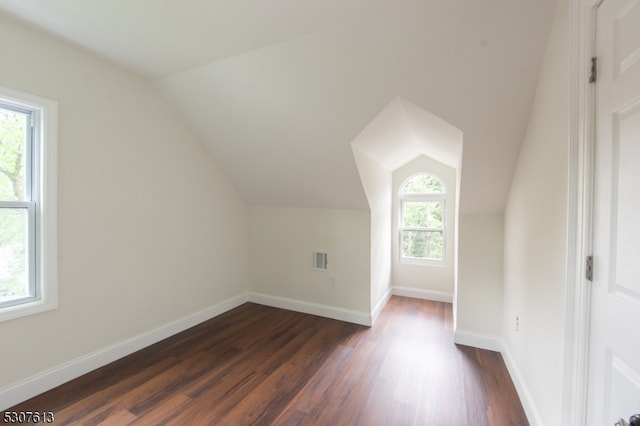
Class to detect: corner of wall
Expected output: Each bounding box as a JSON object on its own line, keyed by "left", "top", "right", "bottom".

{"left": 500, "top": 0, "right": 571, "bottom": 422}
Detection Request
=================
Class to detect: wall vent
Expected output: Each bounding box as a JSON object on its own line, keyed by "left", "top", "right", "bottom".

{"left": 311, "top": 251, "right": 328, "bottom": 271}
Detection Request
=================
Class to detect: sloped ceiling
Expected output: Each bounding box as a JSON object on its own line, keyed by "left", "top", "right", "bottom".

{"left": 0, "top": 0, "right": 558, "bottom": 213}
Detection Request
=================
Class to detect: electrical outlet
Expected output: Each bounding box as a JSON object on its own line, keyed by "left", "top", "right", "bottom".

{"left": 330, "top": 275, "right": 337, "bottom": 287}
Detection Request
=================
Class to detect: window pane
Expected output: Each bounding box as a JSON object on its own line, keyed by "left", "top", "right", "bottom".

{"left": 403, "top": 230, "right": 424, "bottom": 258}
{"left": 403, "top": 201, "right": 427, "bottom": 227}
{"left": 428, "top": 231, "right": 444, "bottom": 259}
{"left": 402, "top": 230, "right": 443, "bottom": 260}
{"left": 425, "top": 201, "right": 443, "bottom": 228}
{"left": 400, "top": 174, "right": 445, "bottom": 194}
{"left": 0, "top": 208, "right": 29, "bottom": 303}
{"left": 403, "top": 201, "right": 443, "bottom": 229}
{"left": 0, "top": 107, "right": 28, "bottom": 201}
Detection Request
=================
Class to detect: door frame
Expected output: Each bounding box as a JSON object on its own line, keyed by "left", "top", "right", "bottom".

{"left": 564, "top": 0, "right": 602, "bottom": 423}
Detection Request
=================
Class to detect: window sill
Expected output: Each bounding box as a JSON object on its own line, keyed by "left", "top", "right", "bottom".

{"left": 0, "top": 298, "right": 57, "bottom": 323}
{"left": 399, "top": 257, "right": 447, "bottom": 267}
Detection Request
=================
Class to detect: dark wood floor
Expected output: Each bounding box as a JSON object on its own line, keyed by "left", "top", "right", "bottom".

{"left": 10, "top": 296, "right": 528, "bottom": 425}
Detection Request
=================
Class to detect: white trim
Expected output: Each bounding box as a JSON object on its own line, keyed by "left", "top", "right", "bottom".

{"left": 398, "top": 173, "right": 447, "bottom": 263}
{"left": 248, "top": 292, "right": 372, "bottom": 326}
{"left": 391, "top": 286, "right": 453, "bottom": 303}
{"left": 451, "top": 330, "right": 544, "bottom": 425}
{"left": 2, "top": 289, "right": 543, "bottom": 420}
{"left": 371, "top": 287, "right": 392, "bottom": 325}
{"left": 399, "top": 198, "right": 446, "bottom": 263}
{"left": 0, "top": 292, "right": 250, "bottom": 410}
{"left": 453, "top": 329, "right": 502, "bottom": 352}
{"left": 563, "top": 0, "right": 598, "bottom": 424}
{"left": 501, "top": 341, "right": 545, "bottom": 426}
{"left": 0, "top": 292, "right": 371, "bottom": 410}
{"left": 0, "top": 86, "right": 57, "bottom": 322}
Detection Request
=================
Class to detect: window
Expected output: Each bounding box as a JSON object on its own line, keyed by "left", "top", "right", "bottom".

{"left": 0, "top": 86, "right": 57, "bottom": 322}
{"left": 399, "top": 174, "right": 446, "bottom": 261}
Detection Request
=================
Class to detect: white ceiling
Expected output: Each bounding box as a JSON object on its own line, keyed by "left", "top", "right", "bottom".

{"left": 0, "top": 0, "right": 418, "bottom": 78}
{"left": 0, "top": 0, "right": 558, "bottom": 213}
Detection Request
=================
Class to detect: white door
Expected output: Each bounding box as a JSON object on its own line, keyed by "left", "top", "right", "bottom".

{"left": 588, "top": 0, "right": 640, "bottom": 424}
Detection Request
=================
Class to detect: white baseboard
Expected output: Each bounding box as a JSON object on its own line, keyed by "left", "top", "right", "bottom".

{"left": 371, "top": 288, "right": 392, "bottom": 325}
{"left": 499, "top": 342, "right": 544, "bottom": 426}
{"left": 453, "top": 329, "right": 502, "bottom": 352}
{"left": 391, "top": 286, "right": 454, "bottom": 303}
{"left": 0, "top": 292, "right": 250, "bottom": 411}
{"left": 1, "top": 290, "right": 543, "bottom": 426}
{"left": 248, "top": 292, "right": 372, "bottom": 326}
{"left": 454, "top": 330, "right": 543, "bottom": 425}
{"left": 0, "top": 291, "right": 370, "bottom": 410}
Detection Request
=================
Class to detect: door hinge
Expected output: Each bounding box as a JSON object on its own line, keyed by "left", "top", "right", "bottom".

{"left": 586, "top": 255, "right": 594, "bottom": 281}
{"left": 589, "top": 57, "right": 597, "bottom": 83}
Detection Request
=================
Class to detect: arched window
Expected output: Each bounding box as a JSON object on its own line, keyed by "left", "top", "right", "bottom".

{"left": 399, "top": 174, "right": 446, "bottom": 261}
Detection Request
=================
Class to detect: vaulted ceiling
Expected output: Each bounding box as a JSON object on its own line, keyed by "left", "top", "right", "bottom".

{"left": 0, "top": 0, "right": 558, "bottom": 213}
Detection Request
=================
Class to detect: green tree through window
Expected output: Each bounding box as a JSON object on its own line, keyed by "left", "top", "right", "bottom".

{"left": 0, "top": 86, "right": 57, "bottom": 322}
{"left": 399, "top": 174, "right": 445, "bottom": 261}
{"left": 0, "top": 106, "right": 30, "bottom": 302}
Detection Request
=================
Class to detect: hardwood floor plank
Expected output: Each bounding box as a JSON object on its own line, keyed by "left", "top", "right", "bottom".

{"left": 42, "top": 357, "right": 181, "bottom": 424}
{"left": 128, "top": 394, "right": 191, "bottom": 426}
{"left": 95, "top": 409, "right": 137, "bottom": 426}
{"left": 162, "top": 373, "right": 268, "bottom": 426}
{"left": 9, "top": 297, "right": 528, "bottom": 425}
{"left": 282, "top": 343, "right": 355, "bottom": 413}
{"left": 217, "top": 361, "right": 315, "bottom": 425}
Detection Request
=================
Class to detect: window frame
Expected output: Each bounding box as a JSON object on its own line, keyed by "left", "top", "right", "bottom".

{"left": 0, "top": 85, "right": 57, "bottom": 322}
{"left": 398, "top": 173, "right": 446, "bottom": 263}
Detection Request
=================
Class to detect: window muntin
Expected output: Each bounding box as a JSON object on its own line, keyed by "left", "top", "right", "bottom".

{"left": 399, "top": 174, "right": 446, "bottom": 261}
{"left": 0, "top": 86, "right": 57, "bottom": 321}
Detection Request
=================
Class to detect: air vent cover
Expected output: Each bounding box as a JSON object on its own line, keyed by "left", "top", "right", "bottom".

{"left": 311, "top": 251, "right": 328, "bottom": 271}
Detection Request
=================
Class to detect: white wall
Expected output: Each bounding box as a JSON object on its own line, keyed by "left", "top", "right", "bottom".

{"left": 502, "top": 0, "right": 570, "bottom": 423}
{"left": 0, "top": 13, "right": 248, "bottom": 398}
{"left": 456, "top": 214, "right": 504, "bottom": 339}
{"left": 392, "top": 155, "right": 456, "bottom": 299}
{"left": 352, "top": 146, "right": 392, "bottom": 319}
{"left": 249, "top": 205, "right": 371, "bottom": 318}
